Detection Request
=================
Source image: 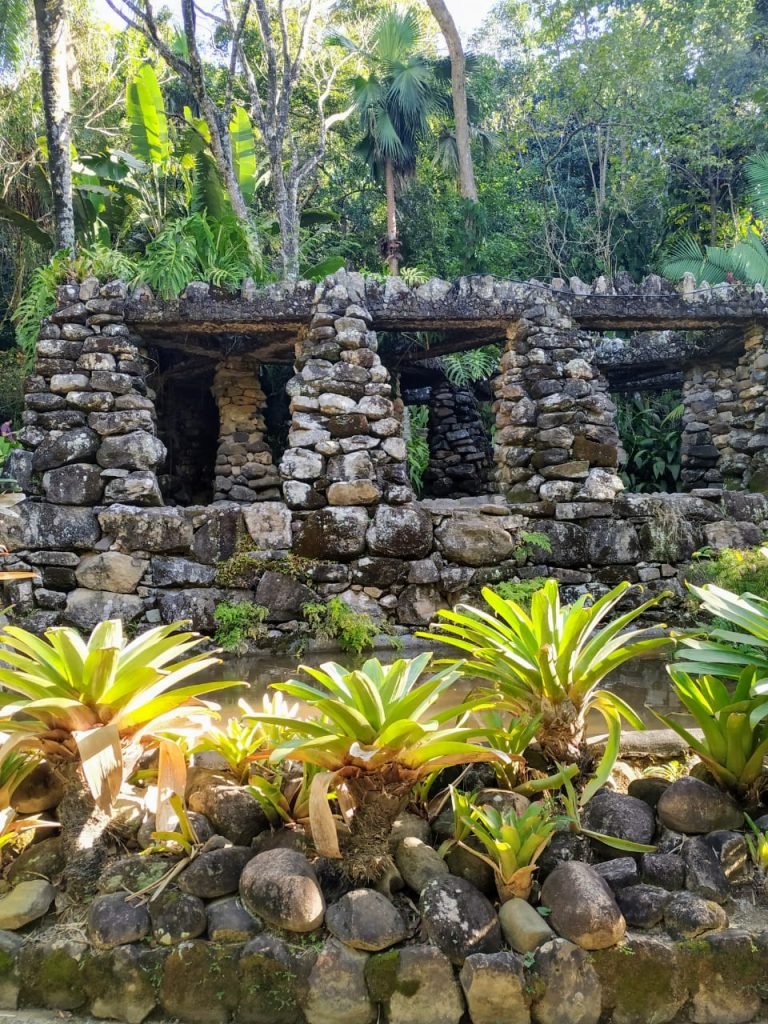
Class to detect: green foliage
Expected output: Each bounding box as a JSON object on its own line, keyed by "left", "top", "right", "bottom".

{"left": 459, "top": 798, "right": 557, "bottom": 898}
{"left": 12, "top": 251, "right": 71, "bottom": 359}
{"left": 744, "top": 815, "right": 768, "bottom": 870}
{"left": 421, "top": 580, "right": 672, "bottom": 762}
{"left": 213, "top": 602, "right": 268, "bottom": 652}
{"left": 302, "top": 596, "right": 394, "bottom": 655}
{"left": 654, "top": 667, "right": 768, "bottom": 795}
{"left": 490, "top": 578, "right": 547, "bottom": 609}
{"left": 441, "top": 346, "right": 501, "bottom": 388}
{"left": 247, "top": 652, "right": 502, "bottom": 774}
{"left": 191, "top": 694, "right": 298, "bottom": 784}
{"left": 134, "top": 213, "right": 262, "bottom": 298}
{"left": 126, "top": 64, "right": 172, "bottom": 167}
{"left": 614, "top": 391, "right": 683, "bottom": 493}
{"left": 685, "top": 546, "right": 768, "bottom": 601}
{"left": 514, "top": 531, "right": 553, "bottom": 562}
{"left": 404, "top": 404, "right": 430, "bottom": 494}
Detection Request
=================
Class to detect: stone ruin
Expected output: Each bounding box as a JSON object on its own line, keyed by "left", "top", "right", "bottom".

{"left": 3, "top": 269, "right": 768, "bottom": 635}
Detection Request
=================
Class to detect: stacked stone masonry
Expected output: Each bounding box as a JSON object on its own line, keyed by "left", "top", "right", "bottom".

{"left": 212, "top": 355, "right": 280, "bottom": 502}
{"left": 423, "top": 382, "right": 493, "bottom": 497}
{"left": 6, "top": 271, "right": 768, "bottom": 628}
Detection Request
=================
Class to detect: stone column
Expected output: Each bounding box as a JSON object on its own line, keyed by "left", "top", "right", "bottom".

{"left": 680, "top": 364, "right": 733, "bottom": 490}
{"left": 211, "top": 355, "right": 280, "bottom": 502}
{"left": 20, "top": 276, "right": 164, "bottom": 507}
{"left": 279, "top": 272, "right": 412, "bottom": 510}
{"left": 733, "top": 326, "right": 768, "bottom": 492}
{"left": 423, "top": 381, "right": 493, "bottom": 497}
{"left": 493, "top": 319, "right": 623, "bottom": 505}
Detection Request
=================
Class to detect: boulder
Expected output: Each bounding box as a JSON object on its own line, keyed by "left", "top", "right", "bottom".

{"left": 420, "top": 876, "right": 502, "bottom": 965}
{"left": 325, "top": 889, "right": 408, "bottom": 951}
{"left": 42, "top": 463, "right": 103, "bottom": 504}
{"left": 65, "top": 589, "right": 144, "bottom": 631}
{"left": 18, "top": 935, "right": 87, "bottom": 1010}
{"left": 664, "top": 891, "right": 728, "bottom": 938}
{"left": 82, "top": 944, "right": 160, "bottom": 1024}
{"left": 498, "top": 896, "right": 555, "bottom": 953}
{"left": 459, "top": 951, "right": 529, "bottom": 1024}
{"left": 96, "top": 430, "right": 166, "bottom": 471}
{"left": 32, "top": 427, "right": 99, "bottom": 471}
{"left": 640, "top": 852, "right": 686, "bottom": 891}
{"left": 7, "top": 837, "right": 64, "bottom": 883}
{"left": 539, "top": 862, "right": 625, "bottom": 950}
{"left": 296, "top": 506, "right": 370, "bottom": 561}
{"left": 206, "top": 896, "right": 263, "bottom": 943}
{"left": 581, "top": 791, "right": 656, "bottom": 858}
{"left": 303, "top": 938, "right": 375, "bottom": 1024}
{"left": 243, "top": 502, "right": 293, "bottom": 550}
{"left": 149, "top": 891, "right": 207, "bottom": 945}
{"left": 178, "top": 846, "right": 256, "bottom": 899}
{"left": 367, "top": 945, "right": 464, "bottom": 1024}
{"left": 237, "top": 934, "right": 303, "bottom": 1024}
{"left": 395, "top": 837, "right": 449, "bottom": 893}
{"left": 366, "top": 506, "right": 433, "bottom": 558}
{"left": 435, "top": 514, "right": 515, "bottom": 566}
{"left": 682, "top": 836, "right": 729, "bottom": 903}
{"left": 87, "top": 893, "right": 151, "bottom": 948}
{"left": 99, "top": 855, "right": 178, "bottom": 895}
{"left": 0, "top": 882, "right": 55, "bottom": 930}
{"left": 75, "top": 551, "right": 148, "bottom": 593}
{"left": 657, "top": 778, "right": 743, "bottom": 834}
{"left": 255, "top": 570, "right": 317, "bottom": 622}
{"left": 530, "top": 939, "right": 601, "bottom": 1024}
{"left": 396, "top": 585, "right": 442, "bottom": 626}
{"left": 614, "top": 885, "right": 671, "bottom": 928}
{"left": 240, "top": 848, "right": 325, "bottom": 932}
{"left": 187, "top": 784, "right": 270, "bottom": 846}
{"left": 98, "top": 505, "right": 193, "bottom": 553}
{"left": 159, "top": 940, "right": 237, "bottom": 1024}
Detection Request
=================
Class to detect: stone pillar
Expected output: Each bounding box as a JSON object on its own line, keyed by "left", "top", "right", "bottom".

{"left": 20, "top": 276, "right": 164, "bottom": 507}
{"left": 211, "top": 355, "right": 280, "bottom": 502}
{"left": 423, "top": 381, "right": 493, "bottom": 497}
{"left": 733, "top": 326, "right": 768, "bottom": 492}
{"left": 680, "top": 364, "right": 733, "bottom": 490}
{"left": 493, "top": 319, "right": 623, "bottom": 504}
{"left": 279, "top": 272, "right": 412, "bottom": 510}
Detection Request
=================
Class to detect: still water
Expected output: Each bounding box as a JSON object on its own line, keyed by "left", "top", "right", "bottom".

{"left": 203, "top": 640, "right": 684, "bottom": 737}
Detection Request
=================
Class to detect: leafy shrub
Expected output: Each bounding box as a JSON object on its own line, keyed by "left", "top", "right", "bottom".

{"left": 421, "top": 580, "right": 672, "bottom": 763}
{"left": 685, "top": 546, "right": 768, "bottom": 602}
{"left": 513, "top": 530, "right": 553, "bottom": 562}
{"left": 213, "top": 601, "right": 268, "bottom": 652}
{"left": 404, "top": 404, "right": 430, "bottom": 494}
{"left": 491, "top": 577, "right": 547, "bottom": 608}
{"left": 441, "top": 345, "right": 501, "bottom": 388}
{"left": 614, "top": 390, "right": 683, "bottom": 492}
{"left": 303, "top": 596, "right": 396, "bottom": 655}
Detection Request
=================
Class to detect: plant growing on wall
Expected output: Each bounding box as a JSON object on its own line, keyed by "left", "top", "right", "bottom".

{"left": 0, "top": 618, "right": 239, "bottom": 898}
{"left": 246, "top": 653, "right": 505, "bottom": 882}
{"left": 421, "top": 580, "right": 672, "bottom": 764}
{"left": 404, "top": 404, "right": 430, "bottom": 494}
{"left": 614, "top": 390, "right": 683, "bottom": 493}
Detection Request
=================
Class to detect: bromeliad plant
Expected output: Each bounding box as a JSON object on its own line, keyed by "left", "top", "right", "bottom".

{"left": 653, "top": 668, "right": 768, "bottom": 798}
{"left": 246, "top": 653, "right": 507, "bottom": 882}
{"left": 0, "top": 618, "right": 241, "bottom": 898}
{"left": 459, "top": 798, "right": 558, "bottom": 902}
{"left": 421, "top": 580, "right": 672, "bottom": 765}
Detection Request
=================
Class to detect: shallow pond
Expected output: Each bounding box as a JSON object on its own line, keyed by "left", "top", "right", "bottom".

{"left": 204, "top": 639, "right": 686, "bottom": 738}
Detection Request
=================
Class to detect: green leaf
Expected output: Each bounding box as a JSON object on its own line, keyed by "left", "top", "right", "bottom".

{"left": 229, "top": 106, "right": 257, "bottom": 204}
{"left": 126, "top": 64, "right": 171, "bottom": 166}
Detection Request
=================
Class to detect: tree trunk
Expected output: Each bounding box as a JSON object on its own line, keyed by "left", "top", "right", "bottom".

{"left": 57, "top": 761, "right": 113, "bottom": 904}
{"left": 384, "top": 160, "right": 400, "bottom": 276}
{"left": 33, "top": 0, "right": 75, "bottom": 251}
{"left": 425, "top": 0, "right": 478, "bottom": 202}
{"left": 341, "top": 771, "right": 415, "bottom": 884}
{"left": 273, "top": 168, "right": 301, "bottom": 280}
{"left": 538, "top": 700, "right": 586, "bottom": 766}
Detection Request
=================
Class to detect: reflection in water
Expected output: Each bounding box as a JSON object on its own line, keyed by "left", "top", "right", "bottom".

{"left": 204, "top": 644, "right": 685, "bottom": 735}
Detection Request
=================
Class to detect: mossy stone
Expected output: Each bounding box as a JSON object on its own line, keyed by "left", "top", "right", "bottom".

{"left": 158, "top": 940, "right": 239, "bottom": 1024}
{"left": 237, "top": 934, "right": 305, "bottom": 1024}
{"left": 19, "top": 936, "right": 87, "bottom": 1010}
{"left": 591, "top": 937, "right": 687, "bottom": 1024}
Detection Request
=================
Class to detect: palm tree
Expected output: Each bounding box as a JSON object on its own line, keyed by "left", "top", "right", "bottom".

{"left": 342, "top": 9, "right": 438, "bottom": 276}
{"left": 661, "top": 155, "right": 768, "bottom": 288}
{"left": 0, "top": 0, "right": 29, "bottom": 72}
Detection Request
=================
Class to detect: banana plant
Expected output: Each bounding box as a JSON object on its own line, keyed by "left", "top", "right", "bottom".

{"left": 421, "top": 580, "right": 671, "bottom": 764}
{"left": 245, "top": 653, "right": 506, "bottom": 883}
{"left": 653, "top": 667, "right": 768, "bottom": 796}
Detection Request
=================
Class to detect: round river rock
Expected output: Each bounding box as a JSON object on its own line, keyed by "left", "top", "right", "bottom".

{"left": 420, "top": 875, "right": 502, "bottom": 964}
{"left": 240, "top": 848, "right": 325, "bottom": 932}
{"left": 657, "top": 777, "right": 743, "bottom": 834}
{"left": 540, "top": 861, "right": 626, "bottom": 950}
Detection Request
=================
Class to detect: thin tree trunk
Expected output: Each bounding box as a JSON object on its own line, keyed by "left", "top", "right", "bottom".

{"left": 385, "top": 160, "right": 399, "bottom": 276}
{"left": 425, "top": 0, "right": 478, "bottom": 201}
{"left": 33, "top": 0, "right": 75, "bottom": 251}
{"left": 272, "top": 162, "right": 301, "bottom": 279}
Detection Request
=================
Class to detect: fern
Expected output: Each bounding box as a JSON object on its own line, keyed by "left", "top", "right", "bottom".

{"left": 404, "top": 404, "right": 430, "bottom": 493}
{"left": 75, "top": 244, "right": 138, "bottom": 282}
{"left": 13, "top": 251, "right": 72, "bottom": 360}
{"left": 441, "top": 345, "right": 501, "bottom": 387}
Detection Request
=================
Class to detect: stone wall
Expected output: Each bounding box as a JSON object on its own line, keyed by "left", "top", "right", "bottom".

{"left": 5, "top": 271, "right": 768, "bottom": 634}
{"left": 422, "top": 382, "right": 493, "bottom": 498}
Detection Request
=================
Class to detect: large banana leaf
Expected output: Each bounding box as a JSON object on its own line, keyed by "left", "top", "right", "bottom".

{"left": 229, "top": 106, "right": 257, "bottom": 204}
{"left": 126, "top": 64, "right": 171, "bottom": 166}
